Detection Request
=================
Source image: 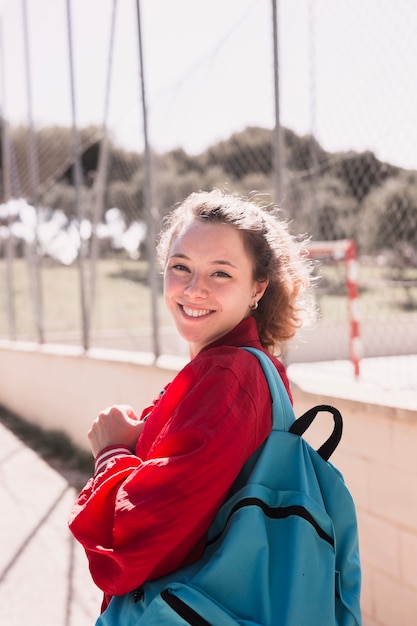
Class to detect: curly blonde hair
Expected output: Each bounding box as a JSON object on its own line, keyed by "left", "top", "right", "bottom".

{"left": 157, "top": 189, "right": 315, "bottom": 355}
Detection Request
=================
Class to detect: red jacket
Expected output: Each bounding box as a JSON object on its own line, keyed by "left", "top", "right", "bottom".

{"left": 68, "top": 317, "right": 291, "bottom": 607}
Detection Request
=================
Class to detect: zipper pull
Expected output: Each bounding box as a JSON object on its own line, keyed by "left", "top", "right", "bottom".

{"left": 133, "top": 586, "right": 144, "bottom": 603}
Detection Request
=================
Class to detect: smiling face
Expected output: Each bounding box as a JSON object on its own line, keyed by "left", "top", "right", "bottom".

{"left": 164, "top": 219, "right": 268, "bottom": 358}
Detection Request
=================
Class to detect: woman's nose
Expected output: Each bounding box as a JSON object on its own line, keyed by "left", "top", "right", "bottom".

{"left": 184, "top": 273, "right": 208, "bottom": 297}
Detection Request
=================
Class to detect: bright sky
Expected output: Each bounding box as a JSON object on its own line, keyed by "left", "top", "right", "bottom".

{"left": 1, "top": 0, "right": 417, "bottom": 169}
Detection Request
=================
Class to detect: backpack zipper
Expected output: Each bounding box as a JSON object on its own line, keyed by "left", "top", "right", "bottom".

{"left": 161, "top": 588, "right": 212, "bottom": 626}
{"left": 207, "top": 498, "right": 334, "bottom": 548}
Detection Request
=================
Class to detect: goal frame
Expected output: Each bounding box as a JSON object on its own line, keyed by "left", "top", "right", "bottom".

{"left": 307, "top": 239, "right": 361, "bottom": 378}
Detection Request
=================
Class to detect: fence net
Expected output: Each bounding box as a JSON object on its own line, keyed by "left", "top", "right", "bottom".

{"left": 0, "top": 0, "right": 416, "bottom": 392}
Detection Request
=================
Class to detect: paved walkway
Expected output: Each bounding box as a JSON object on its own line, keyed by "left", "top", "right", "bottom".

{"left": 0, "top": 423, "right": 102, "bottom": 626}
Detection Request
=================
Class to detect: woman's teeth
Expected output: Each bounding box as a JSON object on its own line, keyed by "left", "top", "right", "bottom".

{"left": 182, "top": 306, "right": 212, "bottom": 318}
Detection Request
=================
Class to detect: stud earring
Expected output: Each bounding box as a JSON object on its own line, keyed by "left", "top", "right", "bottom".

{"left": 249, "top": 301, "right": 258, "bottom": 310}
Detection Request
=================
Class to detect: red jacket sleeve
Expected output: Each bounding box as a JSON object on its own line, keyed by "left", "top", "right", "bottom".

{"left": 68, "top": 353, "right": 275, "bottom": 597}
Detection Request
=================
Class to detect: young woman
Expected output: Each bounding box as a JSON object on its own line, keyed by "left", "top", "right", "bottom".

{"left": 68, "top": 189, "right": 314, "bottom": 616}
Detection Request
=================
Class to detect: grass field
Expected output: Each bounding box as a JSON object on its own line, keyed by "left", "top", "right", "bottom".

{"left": 0, "top": 258, "right": 173, "bottom": 340}
{"left": 314, "top": 262, "right": 417, "bottom": 319}
{"left": 0, "top": 258, "right": 416, "bottom": 341}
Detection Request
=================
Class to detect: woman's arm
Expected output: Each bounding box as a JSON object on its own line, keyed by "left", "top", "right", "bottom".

{"left": 68, "top": 358, "right": 272, "bottom": 597}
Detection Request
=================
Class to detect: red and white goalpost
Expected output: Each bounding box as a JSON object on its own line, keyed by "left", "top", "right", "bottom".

{"left": 307, "top": 239, "right": 362, "bottom": 378}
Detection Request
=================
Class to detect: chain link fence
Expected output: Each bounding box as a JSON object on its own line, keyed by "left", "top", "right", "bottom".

{"left": 0, "top": 0, "right": 416, "bottom": 389}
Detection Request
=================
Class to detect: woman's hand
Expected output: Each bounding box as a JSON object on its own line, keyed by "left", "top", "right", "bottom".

{"left": 88, "top": 404, "right": 145, "bottom": 458}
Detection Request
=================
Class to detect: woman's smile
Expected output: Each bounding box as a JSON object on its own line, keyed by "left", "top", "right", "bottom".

{"left": 180, "top": 304, "right": 214, "bottom": 318}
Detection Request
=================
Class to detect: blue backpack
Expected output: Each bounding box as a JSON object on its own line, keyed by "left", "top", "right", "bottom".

{"left": 97, "top": 347, "right": 362, "bottom": 625}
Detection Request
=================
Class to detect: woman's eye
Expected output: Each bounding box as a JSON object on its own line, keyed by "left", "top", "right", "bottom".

{"left": 213, "top": 270, "right": 231, "bottom": 278}
{"left": 172, "top": 263, "right": 190, "bottom": 272}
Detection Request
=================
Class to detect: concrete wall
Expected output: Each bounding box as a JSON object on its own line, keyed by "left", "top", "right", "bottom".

{"left": 0, "top": 340, "right": 186, "bottom": 449}
{"left": 0, "top": 340, "right": 416, "bottom": 626}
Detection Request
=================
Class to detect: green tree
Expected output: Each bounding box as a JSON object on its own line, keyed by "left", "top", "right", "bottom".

{"left": 39, "top": 179, "right": 92, "bottom": 219}
{"left": 8, "top": 125, "right": 101, "bottom": 201}
{"left": 107, "top": 148, "right": 142, "bottom": 183}
{"left": 314, "top": 175, "right": 359, "bottom": 241}
{"left": 328, "top": 150, "right": 398, "bottom": 202}
{"left": 205, "top": 126, "right": 273, "bottom": 178}
{"left": 284, "top": 129, "right": 328, "bottom": 172}
{"left": 360, "top": 171, "right": 417, "bottom": 261}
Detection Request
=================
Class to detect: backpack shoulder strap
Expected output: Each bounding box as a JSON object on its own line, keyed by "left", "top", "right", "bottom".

{"left": 242, "top": 347, "right": 343, "bottom": 461}
{"left": 242, "top": 347, "right": 295, "bottom": 432}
